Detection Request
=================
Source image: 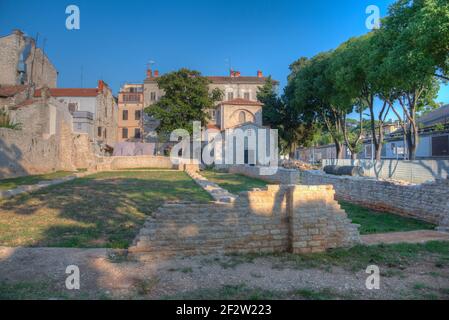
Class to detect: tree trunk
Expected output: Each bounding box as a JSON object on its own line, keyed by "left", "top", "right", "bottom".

{"left": 375, "top": 128, "right": 383, "bottom": 161}
{"left": 351, "top": 151, "right": 357, "bottom": 160}
{"left": 334, "top": 140, "right": 343, "bottom": 159}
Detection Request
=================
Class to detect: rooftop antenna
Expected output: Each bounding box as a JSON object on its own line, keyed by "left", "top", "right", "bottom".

{"left": 147, "top": 60, "right": 155, "bottom": 70}
{"left": 225, "top": 57, "right": 232, "bottom": 75}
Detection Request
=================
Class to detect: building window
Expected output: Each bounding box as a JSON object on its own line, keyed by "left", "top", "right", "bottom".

{"left": 244, "top": 92, "right": 250, "bottom": 100}
{"left": 122, "top": 110, "right": 128, "bottom": 120}
{"left": 227, "top": 92, "right": 234, "bottom": 101}
{"left": 122, "top": 128, "right": 128, "bottom": 139}
{"left": 134, "top": 128, "right": 141, "bottom": 139}
{"left": 150, "top": 92, "right": 156, "bottom": 101}
{"left": 135, "top": 110, "right": 141, "bottom": 121}
{"left": 98, "top": 126, "right": 102, "bottom": 137}
{"left": 239, "top": 111, "right": 246, "bottom": 124}
{"left": 104, "top": 129, "right": 107, "bottom": 139}
{"left": 77, "top": 123, "right": 82, "bottom": 130}
{"left": 68, "top": 103, "right": 78, "bottom": 114}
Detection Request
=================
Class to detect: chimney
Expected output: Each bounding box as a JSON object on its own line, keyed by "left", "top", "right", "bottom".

{"left": 154, "top": 70, "right": 159, "bottom": 77}
{"left": 98, "top": 80, "right": 104, "bottom": 92}
{"left": 230, "top": 69, "right": 234, "bottom": 77}
{"left": 230, "top": 70, "right": 240, "bottom": 77}
{"left": 147, "top": 69, "right": 153, "bottom": 78}
{"left": 257, "top": 70, "right": 263, "bottom": 78}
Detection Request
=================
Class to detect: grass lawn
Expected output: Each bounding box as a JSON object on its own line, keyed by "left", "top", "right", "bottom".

{"left": 0, "top": 171, "right": 212, "bottom": 248}
{"left": 340, "top": 201, "right": 436, "bottom": 234}
{"left": 215, "top": 241, "right": 449, "bottom": 273}
{"left": 0, "top": 171, "right": 75, "bottom": 191}
{"left": 201, "top": 170, "right": 268, "bottom": 194}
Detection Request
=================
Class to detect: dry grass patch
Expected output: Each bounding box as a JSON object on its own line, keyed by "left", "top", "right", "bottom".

{"left": 0, "top": 171, "right": 212, "bottom": 248}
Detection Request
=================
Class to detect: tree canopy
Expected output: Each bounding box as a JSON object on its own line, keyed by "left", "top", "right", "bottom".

{"left": 145, "top": 68, "right": 223, "bottom": 134}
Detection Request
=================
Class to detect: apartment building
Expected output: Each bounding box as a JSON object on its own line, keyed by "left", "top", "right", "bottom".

{"left": 143, "top": 69, "right": 276, "bottom": 131}
{"left": 117, "top": 83, "right": 144, "bottom": 142}
{"left": 34, "top": 80, "right": 118, "bottom": 147}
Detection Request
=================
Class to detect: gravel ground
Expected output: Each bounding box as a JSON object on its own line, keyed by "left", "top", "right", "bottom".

{"left": 1, "top": 246, "right": 448, "bottom": 300}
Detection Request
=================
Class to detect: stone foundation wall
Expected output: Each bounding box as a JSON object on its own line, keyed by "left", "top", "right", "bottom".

{"left": 301, "top": 170, "right": 449, "bottom": 227}
{"left": 94, "top": 155, "right": 176, "bottom": 171}
{"left": 229, "top": 165, "right": 300, "bottom": 184}
{"left": 130, "top": 185, "right": 360, "bottom": 255}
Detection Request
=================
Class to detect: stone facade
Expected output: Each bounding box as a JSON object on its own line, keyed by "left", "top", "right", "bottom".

{"left": 130, "top": 184, "right": 360, "bottom": 256}
{"left": 0, "top": 30, "right": 57, "bottom": 88}
{"left": 301, "top": 170, "right": 449, "bottom": 228}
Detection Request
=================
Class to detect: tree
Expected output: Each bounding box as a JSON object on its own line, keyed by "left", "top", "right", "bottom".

{"left": 379, "top": 0, "right": 441, "bottom": 159}
{"left": 289, "top": 53, "right": 348, "bottom": 159}
{"left": 258, "top": 76, "right": 317, "bottom": 158}
{"left": 145, "top": 68, "right": 223, "bottom": 134}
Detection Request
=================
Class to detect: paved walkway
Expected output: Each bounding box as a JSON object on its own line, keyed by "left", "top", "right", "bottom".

{"left": 361, "top": 230, "right": 449, "bottom": 245}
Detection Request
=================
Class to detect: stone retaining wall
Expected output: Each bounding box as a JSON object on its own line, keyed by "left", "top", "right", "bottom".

{"left": 301, "top": 170, "right": 449, "bottom": 228}
{"left": 228, "top": 165, "right": 300, "bottom": 184}
{"left": 130, "top": 185, "right": 360, "bottom": 256}
{"left": 94, "top": 155, "right": 176, "bottom": 171}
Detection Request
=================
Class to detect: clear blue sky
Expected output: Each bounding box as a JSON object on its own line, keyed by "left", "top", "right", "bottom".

{"left": 1, "top": 0, "right": 448, "bottom": 107}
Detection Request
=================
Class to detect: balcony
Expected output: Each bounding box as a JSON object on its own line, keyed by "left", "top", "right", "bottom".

{"left": 72, "top": 111, "right": 94, "bottom": 120}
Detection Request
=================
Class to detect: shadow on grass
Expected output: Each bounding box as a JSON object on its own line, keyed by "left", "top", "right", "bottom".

{"left": 0, "top": 171, "right": 212, "bottom": 248}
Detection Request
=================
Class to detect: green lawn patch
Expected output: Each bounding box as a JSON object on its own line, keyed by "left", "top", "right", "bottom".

{"left": 213, "top": 241, "right": 449, "bottom": 272}
{"left": 0, "top": 171, "right": 212, "bottom": 248}
{"left": 340, "top": 201, "right": 436, "bottom": 234}
{"left": 201, "top": 170, "right": 268, "bottom": 194}
{"left": 0, "top": 171, "right": 75, "bottom": 191}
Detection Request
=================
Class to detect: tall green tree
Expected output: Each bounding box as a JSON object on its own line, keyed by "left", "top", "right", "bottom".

{"left": 378, "top": 0, "right": 441, "bottom": 159}
{"left": 289, "top": 53, "right": 348, "bottom": 159}
{"left": 258, "top": 75, "right": 316, "bottom": 157}
{"left": 145, "top": 68, "right": 223, "bottom": 134}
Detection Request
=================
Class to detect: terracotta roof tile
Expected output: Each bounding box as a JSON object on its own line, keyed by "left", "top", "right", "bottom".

{"left": 207, "top": 76, "right": 278, "bottom": 85}
{"left": 34, "top": 88, "right": 98, "bottom": 98}
{"left": 219, "top": 98, "right": 263, "bottom": 106}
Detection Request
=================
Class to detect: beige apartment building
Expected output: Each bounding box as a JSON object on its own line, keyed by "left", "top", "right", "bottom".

{"left": 143, "top": 69, "right": 275, "bottom": 131}
{"left": 117, "top": 84, "right": 144, "bottom": 142}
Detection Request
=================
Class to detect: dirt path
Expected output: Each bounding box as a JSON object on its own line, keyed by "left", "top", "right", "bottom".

{"left": 1, "top": 246, "right": 448, "bottom": 300}
{"left": 361, "top": 230, "right": 449, "bottom": 245}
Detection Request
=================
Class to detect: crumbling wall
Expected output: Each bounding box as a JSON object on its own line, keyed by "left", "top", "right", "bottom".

{"left": 130, "top": 185, "right": 360, "bottom": 255}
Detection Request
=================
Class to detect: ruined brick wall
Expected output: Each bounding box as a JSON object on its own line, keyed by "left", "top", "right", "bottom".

{"left": 0, "top": 31, "right": 57, "bottom": 88}
{"left": 130, "top": 185, "right": 360, "bottom": 255}
{"left": 301, "top": 170, "right": 449, "bottom": 227}
{"left": 25, "top": 47, "right": 57, "bottom": 88}
{"left": 0, "top": 99, "right": 95, "bottom": 178}
{"left": 0, "top": 33, "right": 23, "bottom": 86}
{"left": 95, "top": 83, "right": 118, "bottom": 146}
